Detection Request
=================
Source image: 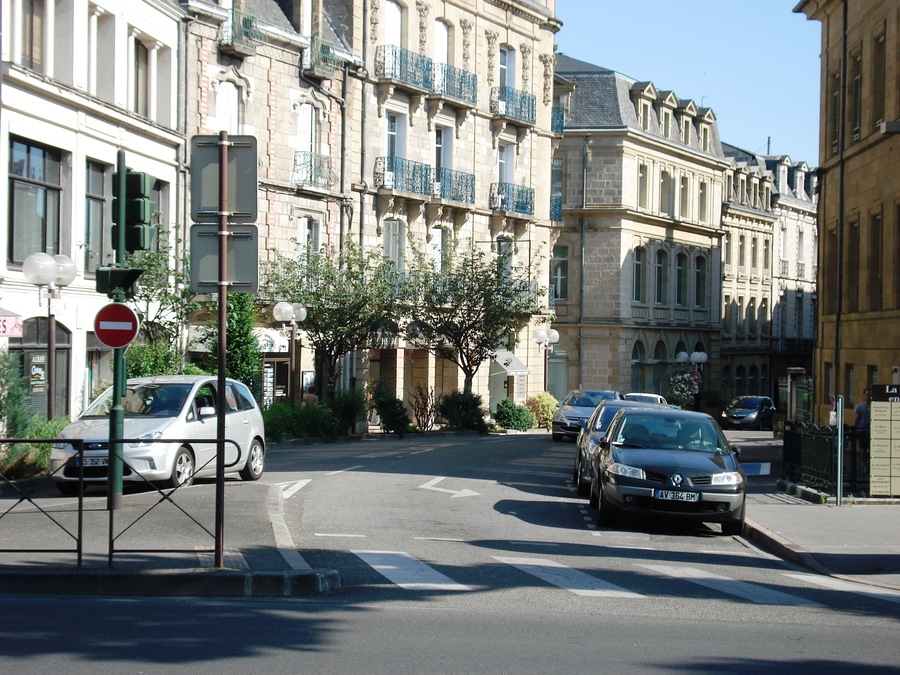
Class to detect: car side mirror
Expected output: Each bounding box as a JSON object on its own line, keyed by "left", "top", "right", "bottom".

{"left": 731, "top": 446, "right": 742, "bottom": 458}
{"left": 199, "top": 405, "right": 216, "bottom": 417}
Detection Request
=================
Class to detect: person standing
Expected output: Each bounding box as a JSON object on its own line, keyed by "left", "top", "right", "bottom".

{"left": 853, "top": 387, "right": 872, "bottom": 471}
{"left": 303, "top": 385, "right": 319, "bottom": 406}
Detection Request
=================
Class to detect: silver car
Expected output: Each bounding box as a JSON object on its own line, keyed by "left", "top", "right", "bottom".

{"left": 50, "top": 375, "right": 266, "bottom": 495}
{"left": 552, "top": 389, "right": 624, "bottom": 441}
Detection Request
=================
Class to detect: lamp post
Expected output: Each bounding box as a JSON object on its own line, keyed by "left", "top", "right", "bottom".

{"left": 532, "top": 327, "right": 560, "bottom": 392}
{"left": 23, "top": 252, "right": 76, "bottom": 420}
{"left": 273, "top": 301, "right": 307, "bottom": 406}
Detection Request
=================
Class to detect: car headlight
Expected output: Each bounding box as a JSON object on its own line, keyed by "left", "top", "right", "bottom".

{"left": 51, "top": 441, "right": 69, "bottom": 449}
{"left": 745, "top": 411, "right": 758, "bottom": 420}
{"left": 711, "top": 472, "right": 743, "bottom": 486}
{"left": 130, "top": 430, "right": 163, "bottom": 447}
{"left": 607, "top": 463, "right": 645, "bottom": 479}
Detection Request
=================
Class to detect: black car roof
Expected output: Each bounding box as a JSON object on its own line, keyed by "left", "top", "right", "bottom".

{"left": 615, "top": 407, "right": 714, "bottom": 421}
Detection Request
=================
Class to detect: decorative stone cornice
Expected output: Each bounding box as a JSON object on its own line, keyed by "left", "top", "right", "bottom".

{"left": 519, "top": 44, "right": 532, "bottom": 89}
{"left": 460, "top": 19, "right": 473, "bottom": 70}
{"left": 485, "top": 30, "right": 499, "bottom": 87}
{"left": 539, "top": 53, "right": 555, "bottom": 106}
{"left": 370, "top": 0, "right": 380, "bottom": 43}
{"left": 416, "top": 1, "right": 429, "bottom": 54}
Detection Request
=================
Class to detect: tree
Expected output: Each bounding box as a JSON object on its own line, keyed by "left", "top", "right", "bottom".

{"left": 263, "top": 241, "right": 405, "bottom": 401}
{"left": 201, "top": 293, "right": 264, "bottom": 401}
{"left": 403, "top": 238, "right": 543, "bottom": 394}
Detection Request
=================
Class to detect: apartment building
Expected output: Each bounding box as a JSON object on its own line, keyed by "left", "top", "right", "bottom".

{"left": 795, "top": 0, "right": 900, "bottom": 422}
{"left": 551, "top": 54, "right": 727, "bottom": 400}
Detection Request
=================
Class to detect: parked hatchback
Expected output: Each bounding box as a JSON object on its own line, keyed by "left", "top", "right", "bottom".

{"left": 50, "top": 375, "right": 266, "bottom": 495}
{"left": 589, "top": 407, "right": 746, "bottom": 535}
{"left": 552, "top": 389, "right": 624, "bottom": 441}
{"left": 720, "top": 395, "right": 776, "bottom": 430}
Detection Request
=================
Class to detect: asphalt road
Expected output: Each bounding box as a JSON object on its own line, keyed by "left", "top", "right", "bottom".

{"left": 1, "top": 431, "right": 898, "bottom": 673}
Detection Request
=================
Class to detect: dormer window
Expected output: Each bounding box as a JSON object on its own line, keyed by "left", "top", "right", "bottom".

{"left": 640, "top": 102, "right": 651, "bottom": 130}
{"left": 661, "top": 109, "right": 671, "bottom": 138}
{"left": 699, "top": 125, "right": 709, "bottom": 152}
{"left": 681, "top": 117, "right": 691, "bottom": 144}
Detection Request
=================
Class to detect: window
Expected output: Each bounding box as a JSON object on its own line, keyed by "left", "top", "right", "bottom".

{"left": 845, "top": 364, "right": 855, "bottom": 406}
{"left": 830, "top": 71, "right": 841, "bottom": 155}
{"left": 849, "top": 51, "right": 862, "bottom": 142}
{"left": 640, "top": 101, "right": 651, "bottom": 131}
{"left": 659, "top": 170, "right": 672, "bottom": 215}
{"left": 633, "top": 247, "right": 646, "bottom": 303}
{"left": 763, "top": 239, "right": 771, "bottom": 272}
{"left": 133, "top": 39, "right": 149, "bottom": 118}
{"left": 760, "top": 298, "right": 769, "bottom": 336}
{"left": 700, "top": 125, "right": 709, "bottom": 152}
{"left": 638, "top": 163, "right": 649, "bottom": 209}
{"left": 698, "top": 180, "right": 708, "bottom": 222}
{"left": 724, "top": 232, "right": 731, "bottom": 266}
{"left": 870, "top": 213, "right": 882, "bottom": 310}
{"left": 84, "top": 161, "right": 110, "bottom": 274}
{"left": 21, "top": 0, "right": 45, "bottom": 71}
{"left": 723, "top": 294, "right": 732, "bottom": 335}
{"left": 679, "top": 176, "right": 689, "bottom": 218}
{"left": 216, "top": 81, "right": 241, "bottom": 135}
{"left": 8, "top": 138, "right": 62, "bottom": 264}
{"left": 726, "top": 173, "right": 733, "bottom": 201}
{"left": 694, "top": 257, "right": 707, "bottom": 308}
{"left": 872, "top": 33, "right": 886, "bottom": 128}
{"left": 296, "top": 216, "right": 320, "bottom": 255}
{"left": 497, "top": 238, "right": 514, "bottom": 278}
{"left": 387, "top": 113, "right": 399, "bottom": 157}
{"left": 751, "top": 236, "right": 758, "bottom": 270}
{"left": 675, "top": 253, "right": 687, "bottom": 306}
{"left": 737, "top": 296, "right": 745, "bottom": 335}
{"left": 847, "top": 221, "right": 859, "bottom": 312}
{"left": 298, "top": 103, "right": 318, "bottom": 156}
{"left": 498, "top": 143, "right": 513, "bottom": 182}
{"left": 499, "top": 45, "right": 514, "bottom": 89}
{"left": 739, "top": 235, "right": 746, "bottom": 267}
{"left": 383, "top": 219, "right": 405, "bottom": 273}
{"left": 654, "top": 250, "right": 668, "bottom": 304}
{"left": 550, "top": 245, "right": 568, "bottom": 300}
{"left": 662, "top": 109, "right": 671, "bottom": 138}
{"left": 749, "top": 298, "right": 757, "bottom": 335}
{"left": 681, "top": 117, "right": 691, "bottom": 144}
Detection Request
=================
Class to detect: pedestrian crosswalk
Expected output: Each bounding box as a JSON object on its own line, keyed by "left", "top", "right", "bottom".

{"left": 336, "top": 547, "right": 898, "bottom": 608}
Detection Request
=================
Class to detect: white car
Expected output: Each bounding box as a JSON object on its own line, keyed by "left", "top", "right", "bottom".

{"left": 624, "top": 392, "right": 668, "bottom": 405}
{"left": 50, "top": 375, "right": 266, "bottom": 495}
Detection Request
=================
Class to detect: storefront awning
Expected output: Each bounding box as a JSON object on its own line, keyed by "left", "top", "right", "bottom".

{"left": 492, "top": 350, "right": 529, "bottom": 376}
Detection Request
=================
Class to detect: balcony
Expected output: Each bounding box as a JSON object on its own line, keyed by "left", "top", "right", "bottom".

{"left": 491, "top": 86, "right": 536, "bottom": 125}
{"left": 778, "top": 259, "right": 790, "bottom": 276}
{"left": 303, "top": 37, "right": 342, "bottom": 80}
{"left": 549, "top": 195, "right": 562, "bottom": 222}
{"left": 796, "top": 261, "right": 806, "bottom": 279}
{"left": 432, "top": 167, "right": 475, "bottom": 204}
{"left": 431, "top": 63, "right": 477, "bottom": 106}
{"left": 490, "top": 182, "right": 534, "bottom": 216}
{"left": 551, "top": 106, "right": 565, "bottom": 133}
{"left": 218, "top": 9, "right": 266, "bottom": 58}
{"left": 375, "top": 44, "right": 432, "bottom": 91}
{"left": 374, "top": 156, "right": 432, "bottom": 196}
{"left": 292, "top": 151, "right": 337, "bottom": 191}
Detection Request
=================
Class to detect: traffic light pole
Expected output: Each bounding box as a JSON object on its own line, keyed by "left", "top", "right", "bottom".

{"left": 107, "top": 149, "right": 127, "bottom": 514}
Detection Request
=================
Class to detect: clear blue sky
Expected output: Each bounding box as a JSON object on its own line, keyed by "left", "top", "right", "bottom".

{"left": 554, "top": 0, "right": 822, "bottom": 164}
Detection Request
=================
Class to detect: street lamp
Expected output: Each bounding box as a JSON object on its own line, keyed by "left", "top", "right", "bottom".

{"left": 23, "top": 252, "right": 76, "bottom": 420}
{"left": 273, "top": 301, "right": 307, "bottom": 406}
{"left": 532, "top": 327, "right": 560, "bottom": 392}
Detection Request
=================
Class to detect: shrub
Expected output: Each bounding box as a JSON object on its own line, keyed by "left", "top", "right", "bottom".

{"left": 410, "top": 385, "right": 437, "bottom": 431}
{"left": 368, "top": 380, "right": 412, "bottom": 435}
{"left": 437, "top": 391, "right": 488, "bottom": 433}
{"left": 262, "top": 403, "right": 301, "bottom": 443}
{"left": 262, "top": 402, "right": 341, "bottom": 442}
{"left": 526, "top": 392, "right": 557, "bottom": 429}
{"left": 326, "top": 389, "right": 368, "bottom": 435}
{"left": 0, "top": 415, "right": 69, "bottom": 479}
{"left": 493, "top": 399, "right": 535, "bottom": 431}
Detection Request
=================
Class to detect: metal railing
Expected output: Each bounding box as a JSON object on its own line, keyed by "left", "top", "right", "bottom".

{"left": 550, "top": 195, "right": 562, "bottom": 221}
{"left": 375, "top": 156, "right": 432, "bottom": 195}
{"left": 219, "top": 9, "right": 267, "bottom": 50}
{"left": 490, "top": 182, "right": 535, "bottom": 215}
{"left": 432, "top": 62, "right": 477, "bottom": 105}
{"left": 375, "top": 45, "right": 433, "bottom": 90}
{"left": 303, "top": 36, "right": 342, "bottom": 78}
{"left": 432, "top": 167, "right": 475, "bottom": 203}
{"left": 551, "top": 106, "right": 565, "bottom": 133}
{"left": 490, "top": 86, "right": 536, "bottom": 124}
{"left": 293, "top": 150, "right": 338, "bottom": 190}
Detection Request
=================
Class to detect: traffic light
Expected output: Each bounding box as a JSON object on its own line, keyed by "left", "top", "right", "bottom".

{"left": 95, "top": 266, "right": 144, "bottom": 300}
{"left": 112, "top": 169, "right": 157, "bottom": 252}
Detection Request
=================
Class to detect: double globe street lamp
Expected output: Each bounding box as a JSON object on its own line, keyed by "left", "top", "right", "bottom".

{"left": 273, "top": 301, "right": 307, "bottom": 406}
{"left": 532, "top": 327, "right": 560, "bottom": 392}
{"left": 23, "top": 252, "right": 76, "bottom": 420}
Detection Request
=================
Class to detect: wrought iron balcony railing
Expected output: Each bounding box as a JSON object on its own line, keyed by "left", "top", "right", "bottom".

{"left": 375, "top": 156, "right": 432, "bottom": 196}
{"left": 432, "top": 167, "right": 475, "bottom": 203}
{"left": 551, "top": 106, "right": 565, "bottom": 133}
{"left": 490, "top": 86, "right": 536, "bottom": 125}
{"left": 303, "top": 36, "right": 342, "bottom": 79}
{"left": 490, "top": 182, "right": 534, "bottom": 216}
{"left": 219, "top": 9, "right": 266, "bottom": 55}
{"left": 432, "top": 62, "right": 477, "bottom": 106}
{"left": 375, "top": 45, "right": 433, "bottom": 90}
{"left": 549, "top": 195, "right": 562, "bottom": 222}
{"left": 292, "top": 151, "right": 337, "bottom": 190}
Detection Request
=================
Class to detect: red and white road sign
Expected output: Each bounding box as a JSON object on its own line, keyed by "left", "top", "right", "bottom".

{"left": 94, "top": 303, "right": 140, "bottom": 349}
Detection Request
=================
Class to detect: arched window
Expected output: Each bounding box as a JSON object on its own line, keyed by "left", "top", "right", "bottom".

{"left": 694, "top": 256, "right": 707, "bottom": 308}
{"left": 652, "top": 340, "right": 667, "bottom": 393}
{"left": 655, "top": 249, "right": 668, "bottom": 304}
{"left": 9, "top": 317, "right": 72, "bottom": 419}
{"left": 630, "top": 341, "right": 646, "bottom": 392}
{"left": 675, "top": 252, "right": 687, "bottom": 305}
{"left": 633, "top": 247, "right": 646, "bottom": 303}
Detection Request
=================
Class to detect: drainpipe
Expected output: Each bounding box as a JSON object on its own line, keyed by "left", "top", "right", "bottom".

{"left": 832, "top": 0, "right": 847, "bottom": 420}
{"left": 579, "top": 135, "right": 588, "bottom": 387}
{"left": 359, "top": 0, "right": 370, "bottom": 252}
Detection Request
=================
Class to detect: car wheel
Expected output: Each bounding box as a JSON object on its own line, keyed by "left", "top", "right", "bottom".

{"left": 597, "top": 488, "right": 618, "bottom": 527}
{"left": 721, "top": 500, "right": 746, "bottom": 536}
{"left": 56, "top": 482, "right": 80, "bottom": 497}
{"left": 576, "top": 460, "right": 590, "bottom": 497}
{"left": 165, "top": 447, "right": 195, "bottom": 489}
{"left": 239, "top": 439, "right": 265, "bottom": 481}
{"left": 589, "top": 476, "right": 600, "bottom": 509}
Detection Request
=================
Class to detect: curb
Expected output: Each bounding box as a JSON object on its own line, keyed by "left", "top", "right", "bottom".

{"left": 743, "top": 518, "right": 832, "bottom": 576}
{"left": 0, "top": 567, "right": 341, "bottom": 598}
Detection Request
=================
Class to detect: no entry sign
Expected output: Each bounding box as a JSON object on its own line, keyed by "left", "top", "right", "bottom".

{"left": 94, "top": 303, "right": 140, "bottom": 349}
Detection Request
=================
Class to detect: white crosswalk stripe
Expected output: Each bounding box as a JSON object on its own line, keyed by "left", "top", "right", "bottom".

{"left": 352, "top": 550, "right": 470, "bottom": 591}
{"left": 639, "top": 564, "right": 822, "bottom": 606}
{"left": 783, "top": 573, "right": 900, "bottom": 605}
{"left": 494, "top": 556, "right": 646, "bottom": 597}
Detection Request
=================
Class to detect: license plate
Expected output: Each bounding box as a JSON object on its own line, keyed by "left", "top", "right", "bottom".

{"left": 77, "top": 457, "right": 108, "bottom": 467}
{"left": 654, "top": 489, "right": 699, "bottom": 502}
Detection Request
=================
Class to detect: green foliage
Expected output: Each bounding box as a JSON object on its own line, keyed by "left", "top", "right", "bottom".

{"left": 326, "top": 388, "right": 368, "bottom": 435}
{"left": 203, "top": 294, "right": 264, "bottom": 401}
{"left": 127, "top": 340, "right": 198, "bottom": 378}
{"left": 0, "top": 349, "right": 30, "bottom": 440}
{"left": 526, "top": 391, "right": 558, "bottom": 429}
{"left": 261, "top": 402, "right": 341, "bottom": 443}
{"left": 404, "top": 238, "right": 545, "bottom": 394}
{"left": 437, "top": 390, "right": 488, "bottom": 433}
{"left": 493, "top": 399, "right": 535, "bottom": 431}
{"left": 369, "top": 380, "right": 412, "bottom": 435}
{"left": 0, "top": 415, "right": 69, "bottom": 479}
{"left": 263, "top": 240, "right": 406, "bottom": 400}
{"left": 663, "top": 365, "right": 697, "bottom": 408}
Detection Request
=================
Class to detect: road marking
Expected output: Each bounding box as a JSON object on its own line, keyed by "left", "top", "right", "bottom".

{"left": 353, "top": 550, "right": 470, "bottom": 591}
{"left": 419, "top": 476, "right": 479, "bottom": 498}
{"left": 314, "top": 533, "right": 367, "bottom": 538}
{"left": 783, "top": 573, "right": 900, "bottom": 605}
{"left": 414, "top": 537, "right": 465, "bottom": 542}
{"left": 282, "top": 479, "right": 311, "bottom": 499}
{"left": 740, "top": 462, "right": 771, "bottom": 476}
{"left": 196, "top": 547, "right": 249, "bottom": 570}
{"left": 640, "top": 564, "right": 822, "bottom": 606}
{"left": 327, "top": 465, "right": 364, "bottom": 475}
{"left": 494, "top": 556, "right": 646, "bottom": 597}
{"left": 410, "top": 447, "right": 435, "bottom": 455}
{"left": 267, "top": 485, "right": 311, "bottom": 570}
{"left": 358, "top": 451, "right": 404, "bottom": 458}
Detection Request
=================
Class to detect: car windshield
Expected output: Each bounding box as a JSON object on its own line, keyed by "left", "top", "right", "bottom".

{"left": 565, "top": 391, "right": 615, "bottom": 408}
{"left": 614, "top": 415, "right": 728, "bottom": 454}
{"left": 81, "top": 383, "right": 193, "bottom": 418}
{"left": 732, "top": 397, "right": 762, "bottom": 409}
